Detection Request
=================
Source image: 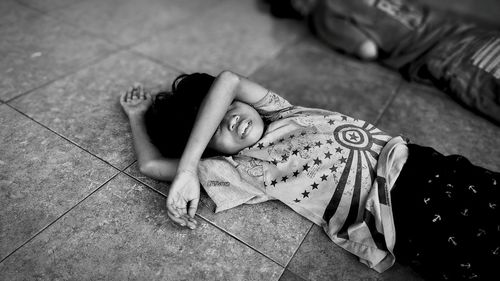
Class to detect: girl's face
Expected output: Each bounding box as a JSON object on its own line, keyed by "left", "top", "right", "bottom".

{"left": 208, "top": 101, "right": 264, "bottom": 154}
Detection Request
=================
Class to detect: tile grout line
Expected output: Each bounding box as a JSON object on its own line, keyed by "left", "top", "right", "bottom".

{"left": 4, "top": 103, "right": 127, "bottom": 171}
{"left": 119, "top": 173, "right": 288, "bottom": 277}
{"left": 249, "top": 31, "right": 310, "bottom": 78}
{"left": 14, "top": 0, "right": 232, "bottom": 60}
{"left": 374, "top": 80, "right": 404, "bottom": 126}
{"left": 120, "top": 170, "right": 288, "bottom": 270}
{"left": 4, "top": 0, "right": 231, "bottom": 104}
{"left": 4, "top": 47, "right": 126, "bottom": 104}
{"left": 196, "top": 214, "right": 287, "bottom": 269}
{"left": 278, "top": 224, "right": 314, "bottom": 281}
{"left": 0, "top": 171, "right": 122, "bottom": 265}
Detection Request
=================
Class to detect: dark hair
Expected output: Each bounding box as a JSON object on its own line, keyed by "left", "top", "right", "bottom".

{"left": 263, "top": 0, "right": 305, "bottom": 19}
{"left": 145, "top": 73, "right": 219, "bottom": 158}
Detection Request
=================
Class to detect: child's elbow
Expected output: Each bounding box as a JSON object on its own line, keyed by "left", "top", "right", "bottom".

{"left": 137, "top": 160, "right": 176, "bottom": 182}
{"left": 218, "top": 70, "right": 241, "bottom": 84}
{"left": 138, "top": 161, "right": 157, "bottom": 178}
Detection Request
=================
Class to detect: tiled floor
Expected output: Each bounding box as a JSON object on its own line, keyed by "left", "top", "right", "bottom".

{"left": 0, "top": 0, "right": 498, "bottom": 280}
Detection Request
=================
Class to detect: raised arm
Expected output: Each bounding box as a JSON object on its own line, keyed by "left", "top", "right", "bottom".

{"left": 120, "top": 84, "right": 179, "bottom": 182}
{"left": 166, "top": 70, "right": 269, "bottom": 229}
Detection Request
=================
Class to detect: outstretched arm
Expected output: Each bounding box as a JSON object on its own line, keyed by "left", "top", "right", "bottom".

{"left": 166, "top": 70, "right": 269, "bottom": 229}
{"left": 120, "top": 84, "right": 179, "bottom": 182}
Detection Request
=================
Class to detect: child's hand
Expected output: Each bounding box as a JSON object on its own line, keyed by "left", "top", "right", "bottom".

{"left": 120, "top": 83, "right": 153, "bottom": 119}
{"left": 166, "top": 170, "right": 200, "bottom": 230}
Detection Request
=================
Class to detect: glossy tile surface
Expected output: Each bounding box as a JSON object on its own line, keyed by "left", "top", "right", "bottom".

{"left": 10, "top": 51, "right": 179, "bottom": 169}
{"left": 286, "top": 226, "right": 423, "bottom": 281}
{"left": 125, "top": 163, "right": 313, "bottom": 267}
{"left": 279, "top": 269, "right": 307, "bottom": 281}
{"left": 133, "top": 0, "right": 305, "bottom": 75}
{"left": 50, "top": 0, "right": 225, "bottom": 46}
{"left": 0, "top": 105, "right": 117, "bottom": 261}
{"left": 0, "top": 0, "right": 115, "bottom": 101}
{"left": 0, "top": 174, "right": 283, "bottom": 280}
{"left": 16, "top": 0, "right": 83, "bottom": 11}
{"left": 251, "top": 37, "right": 402, "bottom": 123}
{"left": 2, "top": 0, "right": 499, "bottom": 279}
{"left": 377, "top": 82, "right": 500, "bottom": 171}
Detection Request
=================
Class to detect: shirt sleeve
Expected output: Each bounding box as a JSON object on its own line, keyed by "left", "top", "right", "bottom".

{"left": 198, "top": 156, "right": 272, "bottom": 213}
{"left": 251, "top": 91, "right": 294, "bottom": 122}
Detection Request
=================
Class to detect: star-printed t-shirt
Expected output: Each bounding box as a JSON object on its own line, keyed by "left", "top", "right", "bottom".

{"left": 198, "top": 91, "right": 408, "bottom": 272}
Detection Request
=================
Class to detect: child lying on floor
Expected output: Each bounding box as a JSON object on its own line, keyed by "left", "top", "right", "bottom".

{"left": 120, "top": 71, "right": 499, "bottom": 281}
{"left": 264, "top": 0, "right": 500, "bottom": 124}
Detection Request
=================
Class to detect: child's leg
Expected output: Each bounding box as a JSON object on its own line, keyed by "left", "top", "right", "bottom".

{"left": 391, "top": 144, "right": 499, "bottom": 280}
{"left": 408, "top": 26, "right": 500, "bottom": 124}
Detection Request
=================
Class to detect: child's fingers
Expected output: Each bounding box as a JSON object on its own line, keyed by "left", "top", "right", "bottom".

{"left": 174, "top": 199, "right": 188, "bottom": 217}
{"left": 120, "top": 90, "right": 128, "bottom": 104}
{"left": 133, "top": 82, "right": 142, "bottom": 89}
{"left": 166, "top": 197, "right": 180, "bottom": 218}
{"left": 188, "top": 198, "right": 199, "bottom": 218}
{"left": 126, "top": 86, "right": 135, "bottom": 102}
{"left": 166, "top": 210, "right": 189, "bottom": 227}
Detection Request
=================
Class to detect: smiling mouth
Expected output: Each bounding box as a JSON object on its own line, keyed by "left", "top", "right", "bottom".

{"left": 237, "top": 119, "right": 252, "bottom": 138}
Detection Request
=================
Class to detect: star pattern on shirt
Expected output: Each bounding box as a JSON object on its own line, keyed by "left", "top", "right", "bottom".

{"left": 321, "top": 174, "right": 328, "bottom": 181}
{"left": 281, "top": 176, "right": 288, "bottom": 183}
{"left": 326, "top": 139, "right": 334, "bottom": 145}
{"left": 257, "top": 143, "right": 264, "bottom": 149}
{"left": 292, "top": 170, "right": 299, "bottom": 177}
{"left": 303, "top": 163, "right": 310, "bottom": 172}
{"left": 304, "top": 145, "right": 311, "bottom": 151}
{"left": 313, "top": 158, "right": 322, "bottom": 165}
{"left": 348, "top": 132, "right": 359, "bottom": 141}
{"left": 330, "top": 165, "right": 338, "bottom": 173}
{"left": 336, "top": 147, "right": 343, "bottom": 153}
{"left": 292, "top": 149, "right": 299, "bottom": 156}
{"left": 340, "top": 156, "right": 347, "bottom": 164}
{"left": 270, "top": 179, "right": 277, "bottom": 187}
{"left": 328, "top": 119, "right": 335, "bottom": 125}
{"left": 315, "top": 141, "right": 322, "bottom": 147}
{"left": 302, "top": 190, "right": 310, "bottom": 198}
{"left": 311, "top": 182, "right": 319, "bottom": 189}
{"left": 324, "top": 151, "right": 332, "bottom": 159}
{"left": 281, "top": 154, "right": 289, "bottom": 161}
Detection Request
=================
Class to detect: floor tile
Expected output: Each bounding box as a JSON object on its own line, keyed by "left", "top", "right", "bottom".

{"left": 251, "top": 37, "right": 402, "bottom": 123}
{"left": 125, "top": 163, "right": 313, "bottom": 267}
{"left": 279, "top": 269, "right": 307, "bottom": 281}
{"left": 0, "top": 174, "right": 283, "bottom": 281}
{"left": 133, "top": 0, "right": 306, "bottom": 75}
{"left": 16, "top": 0, "right": 84, "bottom": 11}
{"left": 10, "top": 51, "right": 179, "bottom": 169}
{"left": 0, "top": 0, "right": 116, "bottom": 101}
{"left": 50, "top": 0, "right": 225, "bottom": 46}
{"left": 286, "top": 225, "right": 423, "bottom": 281}
{"left": 0, "top": 105, "right": 117, "bottom": 261}
{"left": 377, "top": 82, "right": 500, "bottom": 171}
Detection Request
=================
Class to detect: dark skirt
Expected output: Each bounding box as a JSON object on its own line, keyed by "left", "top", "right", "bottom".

{"left": 391, "top": 144, "right": 500, "bottom": 280}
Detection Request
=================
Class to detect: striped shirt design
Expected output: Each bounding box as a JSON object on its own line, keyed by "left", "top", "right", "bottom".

{"left": 471, "top": 38, "right": 500, "bottom": 79}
